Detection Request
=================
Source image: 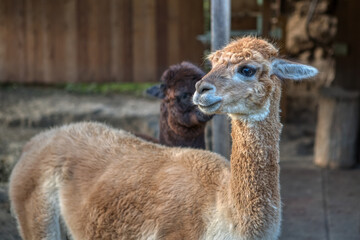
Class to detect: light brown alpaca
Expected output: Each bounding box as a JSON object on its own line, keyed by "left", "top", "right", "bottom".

{"left": 9, "top": 37, "right": 317, "bottom": 240}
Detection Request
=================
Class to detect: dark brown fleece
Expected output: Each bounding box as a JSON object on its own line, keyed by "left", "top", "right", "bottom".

{"left": 149, "top": 62, "right": 213, "bottom": 149}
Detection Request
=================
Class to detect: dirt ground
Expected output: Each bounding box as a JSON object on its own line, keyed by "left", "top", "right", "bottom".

{"left": 1, "top": 86, "right": 352, "bottom": 239}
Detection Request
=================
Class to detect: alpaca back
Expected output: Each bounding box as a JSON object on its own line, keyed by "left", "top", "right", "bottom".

{"left": 10, "top": 122, "right": 230, "bottom": 239}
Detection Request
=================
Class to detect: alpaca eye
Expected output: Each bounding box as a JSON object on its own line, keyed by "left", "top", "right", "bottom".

{"left": 176, "top": 93, "right": 191, "bottom": 103}
{"left": 181, "top": 93, "right": 190, "bottom": 100}
{"left": 238, "top": 66, "right": 256, "bottom": 77}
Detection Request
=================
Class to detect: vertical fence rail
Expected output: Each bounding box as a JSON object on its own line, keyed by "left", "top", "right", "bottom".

{"left": 210, "top": 0, "right": 231, "bottom": 159}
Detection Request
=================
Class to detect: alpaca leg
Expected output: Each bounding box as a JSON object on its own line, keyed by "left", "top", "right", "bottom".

{"left": 11, "top": 183, "right": 66, "bottom": 239}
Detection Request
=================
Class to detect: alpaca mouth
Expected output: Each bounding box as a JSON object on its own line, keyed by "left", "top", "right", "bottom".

{"left": 198, "top": 100, "right": 222, "bottom": 113}
{"left": 193, "top": 91, "right": 222, "bottom": 114}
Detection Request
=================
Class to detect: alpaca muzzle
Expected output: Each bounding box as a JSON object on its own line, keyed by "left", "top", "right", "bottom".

{"left": 193, "top": 82, "right": 222, "bottom": 114}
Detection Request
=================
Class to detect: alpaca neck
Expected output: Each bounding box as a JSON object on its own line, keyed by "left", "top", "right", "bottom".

{"left": 159, "top": 107, "right": 206, "bottom": 149}
{"left": 229, "top": 89, "right": 282, "bottom": 237}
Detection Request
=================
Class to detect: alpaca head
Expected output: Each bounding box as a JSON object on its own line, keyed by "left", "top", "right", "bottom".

{"left": 147, "top": 61, "right": 213, "bottom": 134}
{"left": 193, "top": 37, "right": 318, "bottom": 121}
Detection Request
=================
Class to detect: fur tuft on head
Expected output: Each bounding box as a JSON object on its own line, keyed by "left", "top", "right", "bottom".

{"left": 161, "top": 61, "right": 205, "bottom": 88}
{"left": 147, "top": 62, "right": 205, "bottom": 99}
{"left": 208, "top": 37, "right": 279, "bottom": 66}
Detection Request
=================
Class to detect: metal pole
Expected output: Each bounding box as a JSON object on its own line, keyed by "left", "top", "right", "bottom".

{"left": 210, "top": 0, "right": 231, "bottom": 159}
{"left": 211, "top": 0, "right": 231, "bottom": 51}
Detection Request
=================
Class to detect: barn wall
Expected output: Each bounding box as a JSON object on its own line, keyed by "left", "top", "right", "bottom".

{"left": 0, "top": 0, "right": 204, "bottom": 83}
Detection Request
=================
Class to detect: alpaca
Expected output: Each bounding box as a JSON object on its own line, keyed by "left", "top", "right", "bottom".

{"left": 9, "top": 37, "right": 317, "bottom": 240}
{"left": 146, "top": 61, "right": 213, "bottom": 149}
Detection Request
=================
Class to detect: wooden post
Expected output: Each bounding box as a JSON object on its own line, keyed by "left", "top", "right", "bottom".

{"left": 210, "top": 0, "right": 231, "bottom": 159}
{"left": 314, "top": 87, "right": 360, "bottom": 169}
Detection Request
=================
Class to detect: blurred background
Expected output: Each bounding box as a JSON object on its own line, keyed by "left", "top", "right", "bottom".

{"left": 0, "top": 0, "right": 359, "bottom": 239}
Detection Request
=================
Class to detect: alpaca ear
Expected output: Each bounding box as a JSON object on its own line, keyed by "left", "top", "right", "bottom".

{"left": 146, "top": 84, "right": 165, "bottom": 99}
{"left": 271, "top": 59, "right": 318, "bottom": 81}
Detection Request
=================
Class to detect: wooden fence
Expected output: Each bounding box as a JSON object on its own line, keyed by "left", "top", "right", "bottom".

{"left": 0, "top": 0, "right": 204, "bottom": 83}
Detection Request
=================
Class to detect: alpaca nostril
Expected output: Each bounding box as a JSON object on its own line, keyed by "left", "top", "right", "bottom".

{"left": 197, "top": 83, "right": 215, "bottom": 94}
{"left": 200, "top": 86, "right": 211, "bottom": 94}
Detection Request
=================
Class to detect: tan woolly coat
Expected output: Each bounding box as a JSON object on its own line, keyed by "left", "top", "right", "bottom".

{"left": 10, "top": 122, "right": 231, "bottom": 239}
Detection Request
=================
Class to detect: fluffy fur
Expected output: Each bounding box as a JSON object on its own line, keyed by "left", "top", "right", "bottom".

{"left": 147, "top": 61, "right": 213, "bottom": 149}
{"left": 9, "top": 37, "right": 317, "bottom": 240}
{"left": 10, "top": 123, "right": 228, "bottom": 239}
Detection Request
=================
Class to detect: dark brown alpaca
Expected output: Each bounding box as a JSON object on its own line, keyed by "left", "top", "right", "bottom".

{"left": 147, "top": 61, "right": 213, "bottom": 149}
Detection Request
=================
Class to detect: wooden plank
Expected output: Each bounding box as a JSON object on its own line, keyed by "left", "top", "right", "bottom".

{"left": 76, "top": 0, "right": 88, "bottom": 82}
{"left": 46, "top": 0, "right": 58, "bottom": 83}
{"left": 110, "top": 0, "right": 123, "bottom": 82}
{"left": 64, "top": 0, "right": 77, "bottom": 82}
{"left": 155, "top": 0, "right": 168, "bottom": 79}
{"left": 29, "top": 0, "right": 46, "bottom": 83}
{"left": 110, "top": 0, "right": 135, "bottom": 82}
{"left": 0, "top": 0, "right": 7, "bottom": 81}
{"left": 179, "top": 0, "right": 204, "bottom": 63}
{"left": 179, "top": 1, "right": 190, "bottom": 62}
{"left": 24, "top": 0, "right": 45, "bottom": 83}
{"left": 46, "top": 0, "right": 69, "bottom": 83}
{"left": 96, "top": 0, "right": 111, "bottom": 82}
{"left": 167, "top": 0, "right": 180, "bottom": 65}
{"left": 120, "top": 0, "right": 133, "bottom": 82}
{"left": 41, "top": 0, "right": 52, "bottom": 83}
{"left": 18, "top": 0, "right": 27, "bottom": 82}
{"left": 24, "top": 0, "right": 35, "bottom": 83}
{"left": 132, "top": 0, "right": 157, "bottom": 82}
{"left": 37, "top": 0, "right": 47, "bottom": 83}
{"left": 5, "top": 0, "right": 26, "bottom": 82}
{"left": 79, "top": 0, "right": 111, "bottom": 83}
{"left": 87, "top": 0, "right": 99, "bottom": 82}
